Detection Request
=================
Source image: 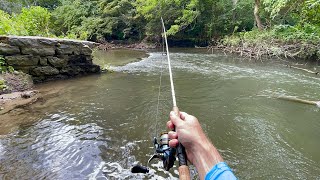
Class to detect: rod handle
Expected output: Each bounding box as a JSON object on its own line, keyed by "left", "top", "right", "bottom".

{"left": 172, "top": 106, "right": 191, "bottom": 180}
{"left": 179, "top": 165, "right": 191, "bottom": 180}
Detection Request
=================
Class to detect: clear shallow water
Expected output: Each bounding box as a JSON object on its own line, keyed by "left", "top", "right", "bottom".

{"left": 0, "top": 49, "right": 320, "bottom": 179}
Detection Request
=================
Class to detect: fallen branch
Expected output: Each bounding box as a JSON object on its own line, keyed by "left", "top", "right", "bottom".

{"left": 288, "top": 65, "right": 319, "bottom": 75}
{"left": 277, "top": 96, "right": 320, "bottom": 107}
{"left": 210, "top": 39, "right": 320, "bottom": 62}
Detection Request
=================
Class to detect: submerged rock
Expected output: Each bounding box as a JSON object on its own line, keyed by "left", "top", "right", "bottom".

{"left": 30, "top": 66, "right": 60, "bottom": 76}
{"left": 21, "top": 90, "right": 39, "bottom": 99}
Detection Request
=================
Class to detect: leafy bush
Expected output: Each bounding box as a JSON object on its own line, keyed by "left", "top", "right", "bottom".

{"left": 0, "top": 57, "right": 14, "bottom": 73}
{"left": 15, "top": 6, "right": 52, "bottom": 36}
{"left": 223, "top": 23, "right": 320, "bottom": 47}
{"left": 0, "top": 6, "right": 52, "bottom": 36}
{"left": 0, "top": 10, "right": 21, "bottom": 35}
{"left": 0, "top": 79, "right": 6, "bottom": 91}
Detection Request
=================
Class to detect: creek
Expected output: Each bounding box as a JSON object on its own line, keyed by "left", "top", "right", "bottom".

{"left": 0, "top": 49, "right": 319, "bottom": 179}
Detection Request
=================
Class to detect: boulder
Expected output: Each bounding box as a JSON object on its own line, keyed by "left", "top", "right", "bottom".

{"left": 21, "top": 47, "right": 55, "bottom": 56}
{"left": 0, "top": 43, "right": 20, "bottom": 55}
{"left": 5, "top": 36, "right": 58, "bottom": 47}
{"left": 60, "top": 66, "right": 82, "bottom": 76}
{"left": 48, "top": 57, "right": 68, "bottom": 68}
{"left": 39, "top": 57, "right": 48, "bottom": 66}
{"left": 12, "top": 66, "right": 34, "bottom": 74}
{"left": 82, "top": 64, "right": 101, "bottom": 73}
{"left": 56, "top": 44, "right": 80, "bottom": 55}
{"left": 80, "top": 45, "right": 92, "bottom": 55}
{"left": 30, "top": 66, "right": 59, "bottom": 76}
{"left": 5, "top": 55, "right": 39, "bottom": 66}
{"left": 68, "top": 54, "right": 91, "bottom": 65}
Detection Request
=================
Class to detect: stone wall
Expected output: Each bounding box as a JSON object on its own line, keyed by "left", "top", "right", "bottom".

{"left": 0, "top": 36, "right": 101, "bottom": 83}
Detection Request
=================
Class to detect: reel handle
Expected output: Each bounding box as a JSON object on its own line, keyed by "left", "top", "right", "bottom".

{"left": 172, "top": 106, "right": 191, "bottom": 180}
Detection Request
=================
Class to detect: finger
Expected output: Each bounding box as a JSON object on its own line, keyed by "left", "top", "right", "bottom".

{"left": 170, "top": 111, "right": 183, "bottom": 127}
{"left": 180, "top": 112, "right": 189, "bottom": 120}
{"left": 169, "top": 139, "right": 179, "bottom": 148}
{"left": 168, "top": 131, "right": 178, "bottom": 139}
{"left": 166, "top": 121, "right": 175, "bottom": 130}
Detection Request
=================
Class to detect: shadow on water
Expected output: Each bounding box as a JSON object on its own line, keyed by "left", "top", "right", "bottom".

{"left": 0, "top": 49, "right": 320, "bottom": 179}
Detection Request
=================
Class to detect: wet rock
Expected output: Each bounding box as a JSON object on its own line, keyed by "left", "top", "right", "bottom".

{"left": 12, "top": 66, "right": 33, "bottom": 74}
{"left": 81, "top": 45, "right": 92, "bottom": 55}
{"left": 39, "top": 57, "right": 48, "bottom": 66}
{"left": 56, "top": 44, "right": 80, "bottom": 55}
{"left": 60, "top": 66, "right": 82, "bottom": 76}
{"left": 48, "top": 57, "right": 67, "bottom": 68}
{"left": 21, "top": 47, "right": 55, "bottom": 56}
{"left": 5, "top": 55, "right": 39, "bottom": 66}
{"left": 78, "top": 64, "right": 101, "bottom": 73}
{"left": 21, "top": 90, "right": 38, "bottom": 99}
{"left": 0, "top": 43, "right": 20, "bottom": 55}
{"left": 31, "top": 66, "right": 60, "bottom": 76}
{"left": 68, "top": 55, "right": 91, "bottom": 65}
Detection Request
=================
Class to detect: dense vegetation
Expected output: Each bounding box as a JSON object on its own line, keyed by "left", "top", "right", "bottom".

{"left": 0, "top": 0, "right": 319, "bottom": 60}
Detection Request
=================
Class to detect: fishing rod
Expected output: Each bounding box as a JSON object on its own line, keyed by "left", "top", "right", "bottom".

{"left": 131, "top": 18, "right": 190, "bottom": 180}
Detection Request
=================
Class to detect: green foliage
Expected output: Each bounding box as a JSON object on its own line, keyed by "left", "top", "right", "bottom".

{"left": 135, "top": 0, "right": 254, "bottom": 40}
{"left": 0, "top": 57, "right": 14, "bottom": 73}
{"left": 16, "top": 6, "right": 52, "bottom": 36}
{"left": 0, "top": 10, "right": 16, "bottom": 35}
{"left": 0, "top": 0, "right": 319, "bottom": 48}
{"left": 0, "top": 10, "right": 26, "bottom": 35}
{"left": 0, "top": 6, "right": 52, "bottom": 36}
{"left": 135, "top": 0, "right": 201, "bottom": 37}
{"left": 52, "top": 0, "right": 107, "bottom": 40}
{"left": 224, "top": 23, "right": 320, "bottom": 46}
{"left": 0, "top": 79, "right": 6, "bottom": 91}
{"left": 52, "top": 0, "right": 144, "bottom": 41}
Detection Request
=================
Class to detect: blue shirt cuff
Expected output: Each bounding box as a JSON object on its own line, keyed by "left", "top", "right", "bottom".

{"left": 205, "top": 162, "right": 237, "bottom": 180}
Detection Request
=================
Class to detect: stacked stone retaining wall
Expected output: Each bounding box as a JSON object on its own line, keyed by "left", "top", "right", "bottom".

{"left": 0, "top": 36, "right": 101, "bottom": 83}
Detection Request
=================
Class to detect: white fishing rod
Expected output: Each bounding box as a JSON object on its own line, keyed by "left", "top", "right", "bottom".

{"left": 161, "top": 17, "right": 177, "bottom": 107}
{"left": 161, "top": 17, "right": 190, "bottom": 180}
{"left": 131, "top": 18, "right": 191, "bottom": 180}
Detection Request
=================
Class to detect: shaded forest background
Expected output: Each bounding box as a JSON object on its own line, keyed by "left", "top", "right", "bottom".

{"left": 0, "top": 0, "right": 319, "bottom": 58}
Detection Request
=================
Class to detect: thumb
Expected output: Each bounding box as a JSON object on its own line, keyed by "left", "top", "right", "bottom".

{"left": 170, "top": 111, "right": 183, "bottom": 127}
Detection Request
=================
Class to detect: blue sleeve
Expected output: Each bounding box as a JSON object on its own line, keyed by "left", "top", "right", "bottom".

{"left": 205, "top": 162, "right": 237, "bottom": 180}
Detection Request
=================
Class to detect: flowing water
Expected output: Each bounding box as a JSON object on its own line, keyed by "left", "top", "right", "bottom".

{"left": 0, "top": 49, "right": 320, "bottom": 179}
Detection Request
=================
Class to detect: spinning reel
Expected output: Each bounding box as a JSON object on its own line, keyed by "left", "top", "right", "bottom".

{"left": 131, "top": 132, "right": 176, "bottom": 174}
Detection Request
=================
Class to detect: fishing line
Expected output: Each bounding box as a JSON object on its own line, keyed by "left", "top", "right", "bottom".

{"left": 155, "top": 39, "right": 165, "bottom": 137}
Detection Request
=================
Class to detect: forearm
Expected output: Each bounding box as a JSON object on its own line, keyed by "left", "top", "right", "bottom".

{"left": 192, "top": 138, "right": 224, "bottom": 179}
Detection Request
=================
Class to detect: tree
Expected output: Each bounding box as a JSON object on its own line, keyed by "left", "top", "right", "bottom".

{"left": 135, "top": 0, "right": 200, "bottom": 38}
{"left": 0, "top": 10, "right": 19, "bottom": 35}
{"left": 254, "top": 0, "right": 263, "bottom": 30}
{"left": 15, "top": 6, "right": 52, "bottom": 36}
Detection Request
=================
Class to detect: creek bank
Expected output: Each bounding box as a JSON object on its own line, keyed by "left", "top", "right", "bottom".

{"left": 0, "top": 82, "right": 65, "bottom": 135}
{"left": 97, "top": 41, "right": 157, "bottom": 51}
{"left": 0, "top": 90, "right": 39, "bottom": 115}
{"left": 214, "top": 31, "right": 320, "bottom": 62}
{"left": 0, "top": 36, "right": 103, "bottom": 116}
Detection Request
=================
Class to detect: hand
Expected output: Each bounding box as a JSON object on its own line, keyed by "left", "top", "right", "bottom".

{"left": 167, "top": 111, "right": 224, "bottom": 179}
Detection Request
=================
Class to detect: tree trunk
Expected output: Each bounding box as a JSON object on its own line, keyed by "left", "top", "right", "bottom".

{"left": 232, "top": 0, "right": 238, "bottom": 22}
{"left": 232, "top": 0, "right": 238, "bottom": 7}
{"left": 254, "top": 0, "right": 263, "bottom": 30}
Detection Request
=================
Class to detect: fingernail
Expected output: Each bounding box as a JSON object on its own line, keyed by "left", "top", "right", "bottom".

{"left": 170, "top": 111, "right": 175, "bottom": 116}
